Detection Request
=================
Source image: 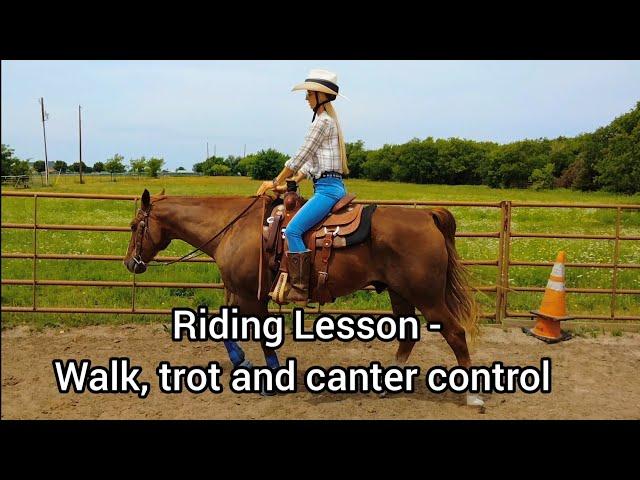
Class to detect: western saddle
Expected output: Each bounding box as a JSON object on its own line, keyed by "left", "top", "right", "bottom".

{"left": 261, "top": 181, "right": 373, "bottom": 305}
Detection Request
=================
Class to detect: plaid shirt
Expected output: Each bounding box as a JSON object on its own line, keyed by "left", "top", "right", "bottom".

{"left": 284, "top": 111, "right": 342, "bottom": 179}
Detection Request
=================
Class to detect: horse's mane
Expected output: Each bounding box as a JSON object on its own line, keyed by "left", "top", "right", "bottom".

{"left": 150, "top": 194, "right": 257, "bottom": 201}
{"left": 149, "top": 194, "right": 272, "bottom": 212}
{"left": 148, "top": 194, "right": 262, "bottom": 205}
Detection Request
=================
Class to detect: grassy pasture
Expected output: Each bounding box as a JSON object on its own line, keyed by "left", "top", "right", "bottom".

{"left": 2, "top": 175, "right": 639, "bottom": 328}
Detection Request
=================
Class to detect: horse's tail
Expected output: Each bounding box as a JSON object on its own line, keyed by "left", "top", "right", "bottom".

{"left": 430, "top": 207, "right": 480, "bottom": 343}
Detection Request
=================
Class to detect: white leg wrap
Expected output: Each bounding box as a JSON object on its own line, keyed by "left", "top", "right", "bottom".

{"left": 379, "top": 362, "right": 403, "bottom": 398}
{"left": 466, "top": 393, "right": 485, "bottom": 407}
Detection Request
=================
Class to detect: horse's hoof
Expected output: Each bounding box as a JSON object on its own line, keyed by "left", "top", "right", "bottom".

{"left": 466, "top": 393, "right": 485, "bottom": 407}
{"left": 237, "top": 359, "right": 253, "bottom": 369}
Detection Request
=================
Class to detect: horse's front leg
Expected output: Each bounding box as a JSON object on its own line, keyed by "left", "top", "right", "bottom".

{"left": 223, "top": 340, "right": 253, "bottom": 369}
{"left": 220, "top": 289, "right": 253, "bottom": 369}
{"left": 236, "top": 295, "right": 280, "bottom": 396}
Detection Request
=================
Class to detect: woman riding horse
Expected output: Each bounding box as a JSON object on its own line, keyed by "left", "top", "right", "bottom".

{"left": 256, "top": 68, "right": 349, "bottom": 306}
{"left": 124, "top": 69, "right": 485, "bottom": 406}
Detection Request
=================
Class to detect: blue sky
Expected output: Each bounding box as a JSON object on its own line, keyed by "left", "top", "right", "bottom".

{"left": 2, "top": 60, "right": 639, "bottom": 171}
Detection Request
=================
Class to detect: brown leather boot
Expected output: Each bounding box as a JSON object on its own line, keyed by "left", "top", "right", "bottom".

{"left": 286, "top": 250, "right": 312, "bottom": 306}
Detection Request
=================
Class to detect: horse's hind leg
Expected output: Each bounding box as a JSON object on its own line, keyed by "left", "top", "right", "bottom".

{"left": 420, "top": 302, "right": 471, "bottom": 368}
{"left": 389, "top": 290, "right": 417, "bottom": 365}
{"left": 378, "top": 290, "right": 418, "bottom": 399}
{"left": 418, "top": 301, "right": 484, "bottom": 407}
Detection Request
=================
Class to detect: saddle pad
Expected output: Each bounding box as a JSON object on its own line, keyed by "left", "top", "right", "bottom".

{"left": 345, "top": 204, "right": 377, "bottom": 246}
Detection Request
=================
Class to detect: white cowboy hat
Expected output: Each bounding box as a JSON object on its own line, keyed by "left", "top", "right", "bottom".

{"left": 291, "top": 69, "right": 349, "bottom": 100}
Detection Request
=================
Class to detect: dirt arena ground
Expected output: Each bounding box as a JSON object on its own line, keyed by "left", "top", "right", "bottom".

{"left": 2, "top": 323, "right": 639, "bottom": 419}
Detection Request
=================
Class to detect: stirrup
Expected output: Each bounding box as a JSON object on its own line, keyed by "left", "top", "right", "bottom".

{"left": 269, "top": 272, "right": 288, "bottom": 304}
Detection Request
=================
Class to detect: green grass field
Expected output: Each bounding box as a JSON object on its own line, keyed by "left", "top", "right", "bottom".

{"left": 2, "top": 174, "right": 639, "bottom": 329}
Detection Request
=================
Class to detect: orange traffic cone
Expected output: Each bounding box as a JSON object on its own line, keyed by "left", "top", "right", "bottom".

{"left": 523, "top": 251, "right": 573, "bottom": 343}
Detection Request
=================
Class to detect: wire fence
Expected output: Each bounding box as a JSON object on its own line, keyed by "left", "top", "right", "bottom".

{"left": 24, "top": 171, "right": 207, "bottom": 187}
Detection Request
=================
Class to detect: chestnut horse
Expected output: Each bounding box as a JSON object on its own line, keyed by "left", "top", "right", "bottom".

{"left": 123, "top": 189, "right": 484, "bottom": 406}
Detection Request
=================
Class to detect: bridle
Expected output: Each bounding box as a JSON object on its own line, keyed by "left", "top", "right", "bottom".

{"left": 131, "top": 207, "right": 155, "bottom": 269}
{"left": 130, "top": 195, "right": 265, "bottom": 268}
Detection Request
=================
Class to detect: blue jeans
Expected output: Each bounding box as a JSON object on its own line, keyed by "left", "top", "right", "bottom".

{"left": 285, "top": 177, "right": 346, "bottom": 253}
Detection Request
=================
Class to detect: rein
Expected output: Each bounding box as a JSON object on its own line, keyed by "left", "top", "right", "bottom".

{"left": 133, "top": 195, "right": 265, "bottom": 268}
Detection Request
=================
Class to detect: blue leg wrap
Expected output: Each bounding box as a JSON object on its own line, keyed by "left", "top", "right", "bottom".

{"left": 223, "top": 340, "right": 246, "bottom": 367}
{"left": 265, "top": 352, "right": 280, "bottom": 369}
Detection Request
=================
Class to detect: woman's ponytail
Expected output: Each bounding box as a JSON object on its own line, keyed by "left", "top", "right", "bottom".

{"left": 324, "top": 102, "right": 349, "bottom": 175}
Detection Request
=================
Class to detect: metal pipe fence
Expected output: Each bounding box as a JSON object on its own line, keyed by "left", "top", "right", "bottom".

{"left": 2, "top": 191, "right": 639, "bottom": 322}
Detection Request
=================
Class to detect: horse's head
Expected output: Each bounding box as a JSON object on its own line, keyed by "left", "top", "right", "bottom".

{"left": 123, "top": 188, "right": 171, "bottom": 274}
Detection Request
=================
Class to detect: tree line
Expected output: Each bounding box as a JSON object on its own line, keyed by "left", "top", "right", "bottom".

{"left": 1, "top": 150, "right": 170, "bottom": 182}
{"left": 3, "top": 101, "right": 638, "bottom": 193}
{"left": 348, "top": 101, "right": 639, "bottom": 194}
{"left": 194, "top": 101, "right": 639, "bottom": 194}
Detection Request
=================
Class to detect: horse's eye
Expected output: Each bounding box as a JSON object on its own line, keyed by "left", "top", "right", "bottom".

{"left": 131, "top": 224, "right": 136, "bottom": 231}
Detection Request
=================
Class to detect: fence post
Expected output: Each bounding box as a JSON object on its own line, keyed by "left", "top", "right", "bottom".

{"left": 496, "top": 201, "right": 512, "bottom": 324}
{"left": 32, "top": 195, "right": 38, "bottom": 311}
{"left": 611, "top": 207, "right": 621, "bottom": 319}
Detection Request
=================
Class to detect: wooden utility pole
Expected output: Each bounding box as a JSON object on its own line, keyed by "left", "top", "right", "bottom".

{"left": 78, "top": 105, "right": 84, "bottom": 184}
{"left": 207, "top": 142, "right": 209, "bottom": 160}
{"left": 39, "top": 97, "right": 50, "bottom": 186}
{"left": 244, "top": 144, "right": 246, "bottom": 158}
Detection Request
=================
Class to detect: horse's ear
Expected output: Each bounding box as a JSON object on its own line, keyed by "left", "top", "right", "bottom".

{"left": 142, "top": 189, "right": 150, "bottom": 209}
{"left": 159, "top": 188, "right": 165, "bottom": 196}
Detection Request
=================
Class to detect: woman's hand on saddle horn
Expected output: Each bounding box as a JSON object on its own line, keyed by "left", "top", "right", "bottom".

{"left": 272, "top": 175, "right": 302, "bottom": 194}
{"left": 256, "top": 180, "right": 276, "bottom": 196}
{"left": 256, "top": 166, "right": 296, "bottom": 196}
